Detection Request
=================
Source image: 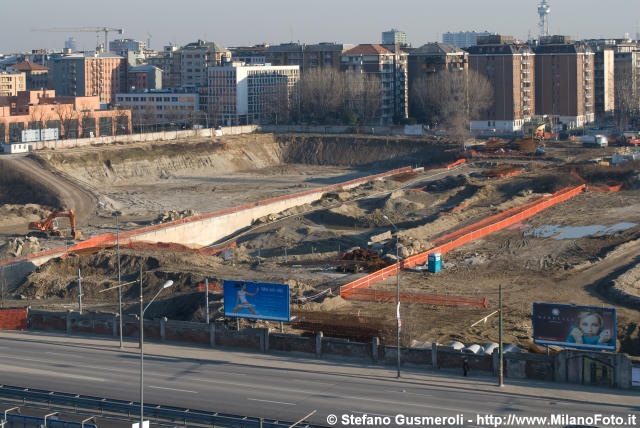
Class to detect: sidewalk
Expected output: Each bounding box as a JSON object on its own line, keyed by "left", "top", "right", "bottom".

{"left": 1, "top": 330, "right": 637, "bottom": 407}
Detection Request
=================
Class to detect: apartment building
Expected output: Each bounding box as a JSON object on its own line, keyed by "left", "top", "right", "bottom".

{"left": 613, "top": 41, "right": 640, "bottom": 97}
{"left": 127, "top": 65, "right": 162, "bottom": 91}
{"left": 206, "top": 62, "right": 299, "bottom": 126}
{"left": 467, "top": 35, "right": 535, "bottom": 132}
{"left": 177, "top": 40, "right": 230, "bottom": 88}
{"left": 51, "top": 53, "right": 126, "bottom": 104}
{"left": 382, "top": 29, "right": 407, "bottom": 46}
{"left": 443, "top": 31, "right": 494, "bottom": 49}
{"left": 0, "top": 89, "right": 131, "bottom": 142}
{"left": 534, "top": 36, "right": 595, "bottom": 128}
{"left": 146, "top": 44, "right": 180, "bottom": 89}
{"left": 109, "top": 38, "right": 147, "bottom": 55}
{"left": 8, "top": 61, "right": 50, "bottom": 90}
{"left": 115, "top": 87, "right": 199, "bottom": 128}
{"left": 229, "top": 45, "right": 269, "bottom": 65}
{"left": 0, "top": 70, "right": 26, "bottom": 96}
{"left": 265, "top": 43, "right": 304, "bottom": 70}
{"left": 341, "top": 44, "right": 408, "bottom": 124}
{"left": 594, "top": 47, "right": 615, "bottom": 117}
{"left": 303, "top": 43, "right": 353, "bottom": 72}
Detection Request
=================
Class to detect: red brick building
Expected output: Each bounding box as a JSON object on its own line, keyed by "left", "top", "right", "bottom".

{"left": 0, "top": 90, "right": 131, "bottom": 142}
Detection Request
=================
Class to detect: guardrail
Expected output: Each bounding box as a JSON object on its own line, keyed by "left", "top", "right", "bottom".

{"left": 0, "top": 384, "right": 325, "bottom": 428}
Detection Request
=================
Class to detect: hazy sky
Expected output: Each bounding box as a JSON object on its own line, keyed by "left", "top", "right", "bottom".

{"left": 2, "top": 0, "right": 639, "bottom": 53}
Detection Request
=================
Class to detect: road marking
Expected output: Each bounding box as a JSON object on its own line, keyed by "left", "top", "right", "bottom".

{"left": 351, "top": 410, "right": 394, "bottom": 418}
{"left": 45, "top": 351, "right": 76, "bottom": 357}
{"left": 149, "top": 386, "right": 197, "bottom": 394}
{"left": 247, "top": 398, "right": 296, "bottom": 406}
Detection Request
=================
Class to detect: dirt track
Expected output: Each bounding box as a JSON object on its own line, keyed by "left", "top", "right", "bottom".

{"left": 0, "top": 156, "right": 97, "bottom": 226}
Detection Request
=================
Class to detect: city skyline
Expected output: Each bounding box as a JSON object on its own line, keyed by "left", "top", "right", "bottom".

{"left": 2, "top": 0, "right": 640, "bottom": 53}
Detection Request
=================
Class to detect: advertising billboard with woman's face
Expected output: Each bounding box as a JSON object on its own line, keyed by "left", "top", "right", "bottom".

{"left": 533, "top": 303, "right": 616, "bottom": 351}
{"left": 223, "top": 280, "right": 290, "bottom": 322}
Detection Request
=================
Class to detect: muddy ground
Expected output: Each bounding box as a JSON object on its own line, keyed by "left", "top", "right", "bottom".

{"left": 1, "top": 134, "right": 639, "bottom": 355}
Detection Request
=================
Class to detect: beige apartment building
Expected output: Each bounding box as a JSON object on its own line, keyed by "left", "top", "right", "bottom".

{"left": 0, "top": 71, "right": 26, "bottom": 96}
{"left": 467, "top": 35, "right": 535, "bottom": 132}
{"left": 534, "top": 36, "right": 595, "bottom": 128}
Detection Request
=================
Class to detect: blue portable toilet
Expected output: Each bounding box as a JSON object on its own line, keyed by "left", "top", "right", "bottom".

{"left": 427, "top": 252, "right": 441, "bottom": 273}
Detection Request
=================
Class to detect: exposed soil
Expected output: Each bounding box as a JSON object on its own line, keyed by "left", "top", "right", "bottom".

{"left": 1, "top": 134, "right": 639, "bottom": 356}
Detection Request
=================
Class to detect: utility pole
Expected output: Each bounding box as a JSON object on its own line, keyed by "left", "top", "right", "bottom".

{"left": 205, "top": 278, "right": 210, "bottom": 324}
{"left": 139, "top": 265, "right": 143, "bottom": 349}
{"left": 78, "top": 268, "right": 83, "bottom": 314}
{"left": 498, "top": 283, "right": 504, "bottom": 387}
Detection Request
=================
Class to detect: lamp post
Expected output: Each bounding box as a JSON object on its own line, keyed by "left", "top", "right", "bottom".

{"left": 113, "top": 210, "right": 123, "bottom": 349}
{"left": 2, "top": 407, "right": 19, "bottom": 428}
{"left": 382, "top": 215, "right": 401, "bottom": 378}
{"left": 140, "top": 279, "right": 173, "bottom": 428}
{"left": 43, "top": 412, "right": 59, "bottom": 428}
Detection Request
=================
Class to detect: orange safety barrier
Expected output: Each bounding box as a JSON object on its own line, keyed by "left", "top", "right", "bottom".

{"left": 0, "top": 308, "right": 28, "bottom": 330}
{"left": 446, "top": 158, "right": 466, "bottom": 168}
{"left": 589, "top": 181, "right": 623, "bottom": 192}
{"left": 344, "top": 288, "right": 487, "bottom": 308}
{"left": 340, "top": 185, "right": 586, "bottom": 297}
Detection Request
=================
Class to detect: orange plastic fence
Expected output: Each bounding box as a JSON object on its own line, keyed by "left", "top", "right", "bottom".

{"left": 589, "top": 181, "right": 623, "bottom": 192}
{"left": 340, "top": 185, "right": 586, "bottom": 298}
{"left": 0, "top": 308, "right": 28, "bottom": 330}
{"left": 344, "top": 288, "right": 487, "bottom": 308}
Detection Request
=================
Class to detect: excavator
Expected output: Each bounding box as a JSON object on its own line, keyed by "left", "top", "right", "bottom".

{"left": 28, "top": 209, "right": 82, "bottom": 240}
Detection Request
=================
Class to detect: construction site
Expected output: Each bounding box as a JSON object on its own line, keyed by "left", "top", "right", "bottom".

{"left": 0, "top": 131, "right": 639, "bottom": 356}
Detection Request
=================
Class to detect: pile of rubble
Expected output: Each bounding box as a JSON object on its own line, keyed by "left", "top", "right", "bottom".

{"left": 151, "top": 209, "right": 199, "bottom": 225}
{"left": 0, "top": 237, "right": 40, "bottom": 259}
{"left": 337, "top": 248, "right": 388, "bottom": 273}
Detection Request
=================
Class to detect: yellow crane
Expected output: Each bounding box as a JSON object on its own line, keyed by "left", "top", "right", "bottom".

{"left": 33, "top": 27, "right": 124, "bottom": 52}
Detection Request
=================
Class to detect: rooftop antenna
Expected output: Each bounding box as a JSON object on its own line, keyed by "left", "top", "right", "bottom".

{"left": 537, "top": 0, "right": 551, "bottom": 38}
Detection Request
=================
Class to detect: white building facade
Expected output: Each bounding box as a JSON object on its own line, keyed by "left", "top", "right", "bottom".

{"left": 206, "top": 62, "right": 299, "bottom": 126}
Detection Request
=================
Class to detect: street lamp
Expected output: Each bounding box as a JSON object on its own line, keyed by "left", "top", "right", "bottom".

{"left": 2, "top": 407, "right": 19, "bottom": 428}
{"left": 43, "top": 412, "right": 59, "bottom": 428}
{"left": 140, "top": 279, "right": 173, "bottom": 428}
{"left": 382, "top": 215, "right": 401, "bottom": 378}
{"left": 113, "top": 210, "right": 123, "bottom": 349}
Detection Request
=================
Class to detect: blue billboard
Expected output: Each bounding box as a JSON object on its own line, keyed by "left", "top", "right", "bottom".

{"left": 533, "top": 302, "right": 616, "bottom": 351}
{"left": 223, "top": 280, "right": 290, "bottom": 322}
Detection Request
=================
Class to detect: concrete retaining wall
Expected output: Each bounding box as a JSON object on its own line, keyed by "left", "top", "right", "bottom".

{"left": 26, "top": 309, "right": 634, "bottom": 389}
{"left": 26, "top": 125, "right": 259, "bottom": 151}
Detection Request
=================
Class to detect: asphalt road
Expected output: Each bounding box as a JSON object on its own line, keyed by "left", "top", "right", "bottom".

{"left": 0, "top": 331, "right": 637, "bottom": 427}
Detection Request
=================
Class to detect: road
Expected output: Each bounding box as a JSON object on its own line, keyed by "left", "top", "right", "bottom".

{"left": 0, "top": 331, "right": 637, "bottom": 427}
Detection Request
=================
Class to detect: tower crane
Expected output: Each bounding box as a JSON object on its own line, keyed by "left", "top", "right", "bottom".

{"left": 33, "top": 27, "right": 124, "bottom": 52}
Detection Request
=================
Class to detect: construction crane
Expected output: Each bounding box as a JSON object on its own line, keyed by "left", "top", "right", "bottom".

{"left": 33, "top": 27, "right": 124, "bottom": 52}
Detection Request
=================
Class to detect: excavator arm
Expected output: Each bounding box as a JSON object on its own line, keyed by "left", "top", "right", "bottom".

{"left": 28, "top": 210, "right": 82, "bottom": 240}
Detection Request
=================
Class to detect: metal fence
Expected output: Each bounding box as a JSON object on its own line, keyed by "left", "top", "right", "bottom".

{"left": 0, "top": 385, "right": 325, "bottom": 428}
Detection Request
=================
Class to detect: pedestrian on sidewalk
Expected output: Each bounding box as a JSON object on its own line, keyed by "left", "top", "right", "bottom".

{"left": 462, "top": 358, "right": 469, "bottom": 377}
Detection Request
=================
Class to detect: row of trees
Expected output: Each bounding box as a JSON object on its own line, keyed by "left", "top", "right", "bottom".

{"left": 273, "top": 68, "right": 494, "bottom": 132}
{"left": 614, "top": 68, "right": 640, "bottom": 132}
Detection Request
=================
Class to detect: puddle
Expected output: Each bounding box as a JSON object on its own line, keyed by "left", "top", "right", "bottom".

{"left": 525, "top": 222, "right": 637, "bottom": 240}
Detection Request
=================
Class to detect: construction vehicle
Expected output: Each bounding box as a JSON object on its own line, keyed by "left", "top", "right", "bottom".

{"left": 28, "top": 210, "right": 82, "bottom": 240}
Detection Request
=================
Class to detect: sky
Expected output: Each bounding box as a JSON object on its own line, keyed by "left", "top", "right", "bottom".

{"left": 2, "top": 0, "right": 640, "bottom": 53}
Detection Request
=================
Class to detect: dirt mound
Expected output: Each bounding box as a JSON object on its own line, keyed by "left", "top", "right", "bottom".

{"left": 0, "top": 204, "right": 53, "bottom": 228}
{"left": 14, "top": 250, "right": 212, "bottom": 301}
{"left": 0, "top": 237, "right": 40, "bottom": 259}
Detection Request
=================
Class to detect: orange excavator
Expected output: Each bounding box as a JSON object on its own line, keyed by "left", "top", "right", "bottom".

{"left": 28, "top": 209, "right": 82, "bottom": 240}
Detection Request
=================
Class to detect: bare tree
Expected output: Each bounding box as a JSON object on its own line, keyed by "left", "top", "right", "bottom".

{"left": 299, "top": 68, "right": 347, "bottom": 123}
{"left": 614, "top": 68, "right": 640, "bottom": 132}
{"left": 344, "top": 72, "right": 382, "bottom": 125}
{"left": 53, "top": 104, "right": 78, "bottom": 139}
{"left": 412, "top": 69, "right": 493, "bottom": 138}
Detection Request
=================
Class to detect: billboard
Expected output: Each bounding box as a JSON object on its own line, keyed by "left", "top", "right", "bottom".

{"left": 533, "top": 303, "right": 616, "bottom": 351}
{"left": 223, "top": 280, "right": 290, "bottom": 322}
{"left": 21, "top": 129, "right": 40, "bottom": 143}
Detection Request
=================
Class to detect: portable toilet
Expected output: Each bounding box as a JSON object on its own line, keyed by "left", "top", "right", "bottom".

{"left": 427, "top": 252, "right": 441, "bottom": 272}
